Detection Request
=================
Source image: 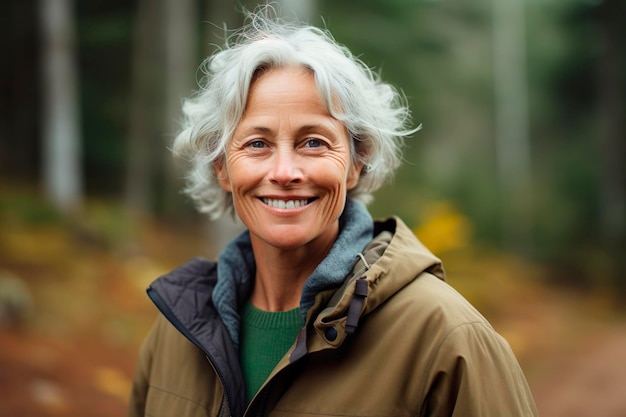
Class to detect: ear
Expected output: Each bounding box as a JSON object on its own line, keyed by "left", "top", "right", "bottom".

{"left": 346, "top": 160, "right": 364, "bottom": 190}
{"left": 214, "top": 158, "right": 232, "bottom": 192}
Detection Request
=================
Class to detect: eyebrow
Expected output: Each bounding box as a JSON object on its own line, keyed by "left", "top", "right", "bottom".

{"left": 246, "top": 126, "right": 272, "bottom": 134}
{"left": 300, "top": 124, "right": 330, "bottom": 133}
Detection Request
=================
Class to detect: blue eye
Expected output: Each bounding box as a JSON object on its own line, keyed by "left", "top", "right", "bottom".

{"left": 249, "top": 140, "right": 265, "bottom": 148}
{"left": 306, "top": 139, "right": 322, "bottom": 148}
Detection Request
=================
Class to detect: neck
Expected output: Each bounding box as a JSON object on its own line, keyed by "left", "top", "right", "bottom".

{"left": 249, "top": 231, "right": 336, "bottom": 312}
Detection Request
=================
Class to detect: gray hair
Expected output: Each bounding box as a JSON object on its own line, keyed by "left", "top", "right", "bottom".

{"left": 173, "top": 9, "right": 418, "bottom": 220}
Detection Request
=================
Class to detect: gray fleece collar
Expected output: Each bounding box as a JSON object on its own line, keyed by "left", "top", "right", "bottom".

{"left": 213, "top": 199, "right": 374, "bottom": 349}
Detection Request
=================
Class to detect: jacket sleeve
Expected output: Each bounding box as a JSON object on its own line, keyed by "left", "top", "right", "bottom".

{"left": 127, "top": 317, "right": 160, "bottom": 417}
{"left": 422, "top": 321, "right": 538, "bottom": 417}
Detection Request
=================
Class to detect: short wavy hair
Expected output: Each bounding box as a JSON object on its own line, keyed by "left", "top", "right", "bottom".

{"left": 173, "top": 8, "right": 418, "bottom": 220}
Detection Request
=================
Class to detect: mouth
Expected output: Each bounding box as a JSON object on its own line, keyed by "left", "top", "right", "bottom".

{"left": 261, "top": 197, "right": 315, "bottom": 209}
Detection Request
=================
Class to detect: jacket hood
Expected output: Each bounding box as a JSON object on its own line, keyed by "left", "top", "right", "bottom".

{"left": 304, "top": 216, "right": 445, "bottom": 353}
{"left": 363, "top": 217, "right": 445, "bottom": 314}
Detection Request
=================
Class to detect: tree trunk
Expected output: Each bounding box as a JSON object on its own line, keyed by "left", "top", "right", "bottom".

{"left": 40, "top": 0, "right": 82, "bottom": 213}
{"left": 492, "top": 0, "right": 532, "bottom": 252}
{"left": 125, "top": 0, "right": 162, "bottom": 215}
{"left": 161, "top": 0, "right": 196, "bottom": 215}
{"left": 597, "top": 0, "right": 625, "bottom": 293}
{"left": 597, "top": 0, "right": 625, "bottom": 243}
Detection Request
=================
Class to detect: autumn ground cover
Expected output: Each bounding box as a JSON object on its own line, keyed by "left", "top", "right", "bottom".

{"left": 1, "top": 188, "right": 625, "bottom": 417}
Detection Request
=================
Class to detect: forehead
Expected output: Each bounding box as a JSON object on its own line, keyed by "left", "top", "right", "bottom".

{"left": 239, "top": 66, "right": 332, "bottom": 124}
{"left": 232, "top": 66, "right": 349, "bottom": 140}
{"left": 247, "top": 66, "right": 321, "bottom": 103}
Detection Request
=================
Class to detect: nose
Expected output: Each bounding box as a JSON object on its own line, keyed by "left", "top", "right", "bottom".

{"left": 269, "top": 147, "right": 303, "bottom": 186}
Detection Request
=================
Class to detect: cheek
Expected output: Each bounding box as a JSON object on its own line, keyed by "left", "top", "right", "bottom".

{"left": 225, "top": 157, "right": 264, "bottom": 192}
{"left": 313, "top": 167, "right": 353, "bottom": 202}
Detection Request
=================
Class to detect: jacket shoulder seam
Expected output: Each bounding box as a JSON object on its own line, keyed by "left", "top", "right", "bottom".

{"left": 418, "top": 320, "right": 496, "bottom": 414}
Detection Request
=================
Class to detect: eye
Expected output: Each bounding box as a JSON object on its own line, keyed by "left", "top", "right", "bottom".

{"left": 247, "top": 140, "right": 267, "bottom": 149}
{"left": 242, "top": 139, "right": 270, "bottom": 155}
{"left": 304, "top": 139, "right": 323, "bottom": 148}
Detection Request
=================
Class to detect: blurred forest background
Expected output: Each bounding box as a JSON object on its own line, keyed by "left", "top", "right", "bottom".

{"left": 1, "top": 0, "right": 625, "bottom": 416}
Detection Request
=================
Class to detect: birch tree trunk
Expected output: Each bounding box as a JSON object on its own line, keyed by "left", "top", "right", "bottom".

{"left": 40, "top": 0, "right": 82, "bottom": 213}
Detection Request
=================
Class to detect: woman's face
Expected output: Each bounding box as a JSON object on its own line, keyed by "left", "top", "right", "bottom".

{"left": 216, "top": 66, "right": 362, "bottom": 252}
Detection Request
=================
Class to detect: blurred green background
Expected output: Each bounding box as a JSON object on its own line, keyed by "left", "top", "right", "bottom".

{"left": 1, "top": 0, "right": 625, "bottom": 416}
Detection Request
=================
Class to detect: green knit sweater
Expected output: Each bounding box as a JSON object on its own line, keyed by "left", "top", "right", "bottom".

{"left": 240, "top": 302, "right": 303, "bottom": 402}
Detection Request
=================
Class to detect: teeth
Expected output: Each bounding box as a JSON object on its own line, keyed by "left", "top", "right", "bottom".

{"left": 262, "top": 198, "right": 309, "bottom": 209}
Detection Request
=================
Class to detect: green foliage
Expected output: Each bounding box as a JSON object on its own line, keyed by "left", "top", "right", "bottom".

{"left": 0, "top": 188, "right": 62, "bottom": 225}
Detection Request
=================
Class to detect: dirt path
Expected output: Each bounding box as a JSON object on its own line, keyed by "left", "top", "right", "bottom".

{"left": 531, "top": 326, "right": 626, "bottom": 417}
{"left": 0, "top": 329, "right": 138, "bottom": 417}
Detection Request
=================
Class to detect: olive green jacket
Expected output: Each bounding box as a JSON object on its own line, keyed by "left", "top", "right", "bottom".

{"left": 128, "top": 217, "right": 537, "bottom": 417}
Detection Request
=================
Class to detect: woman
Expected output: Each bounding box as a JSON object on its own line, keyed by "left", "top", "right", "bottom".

{"left": 128, "top": 10, "right": 537, "bottom": 417}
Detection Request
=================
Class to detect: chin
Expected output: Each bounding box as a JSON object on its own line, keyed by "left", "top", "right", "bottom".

{"left": 264, "top": 233, "right": 312, "bottom": 250}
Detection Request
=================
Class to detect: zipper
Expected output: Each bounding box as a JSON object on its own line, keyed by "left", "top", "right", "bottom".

{"left": 147, "top": 287, "right": 234, "bottom": 417}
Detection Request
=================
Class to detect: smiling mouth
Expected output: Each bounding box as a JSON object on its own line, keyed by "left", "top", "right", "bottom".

{"left": 261, "top": 198, "right": 314, "bottom": 209}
